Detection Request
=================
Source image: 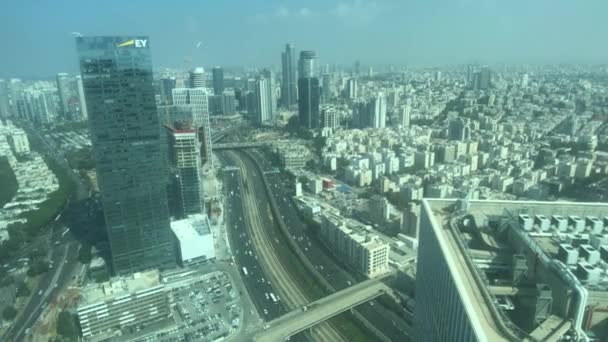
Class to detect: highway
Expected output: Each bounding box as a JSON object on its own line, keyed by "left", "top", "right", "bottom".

{"left": 219, "top": 154, "right": 309, "bottom": 342}
{"left": 220, "top": 152, "right": 344, "bottom": 342}
{"left": 3, "top": 225, "right": 80, "bottom": 342}
{"left": 246, "top": 149, "right": 412, "bottom": 341}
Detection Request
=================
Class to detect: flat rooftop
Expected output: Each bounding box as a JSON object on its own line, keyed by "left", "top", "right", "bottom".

{"left": 80, "top": 269, "right": 161, "bottom": 305}
{"left": 423, "top": 199, "right": 608, "bottom": 341}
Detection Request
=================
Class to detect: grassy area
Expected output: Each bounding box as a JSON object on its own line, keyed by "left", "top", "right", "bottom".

{"left": 17, "top": 152, "right": 76, "bottom": 236}
{"left": 0, "top": 156, "right": 18, "bottom": 207}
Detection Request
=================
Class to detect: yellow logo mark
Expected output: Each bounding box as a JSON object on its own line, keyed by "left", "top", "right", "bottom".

{"left": 116, "top": 39, "right": 135, "bottom": 48}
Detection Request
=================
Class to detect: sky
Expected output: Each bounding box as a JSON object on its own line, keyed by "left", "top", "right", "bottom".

{"left": 1, "top": 0, "right": 608, "bottom": 78}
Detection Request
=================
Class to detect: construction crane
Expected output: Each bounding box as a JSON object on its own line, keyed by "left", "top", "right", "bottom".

{"left": 183, "top": 41, "right": 204, "bottom": 70}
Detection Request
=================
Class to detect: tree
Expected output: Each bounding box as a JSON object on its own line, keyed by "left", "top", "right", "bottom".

{"left": 2, "top": 305, "right": 17, "bottom": 321}
{"left": 313, "top": 136, "right": 327, "bottom": 157}
{"left": 0, "top": 274, "right": 14, "bottom": 287}
{"left": 16, "top": 280, "right": 31, "bottom": 297}
{"left": 78, "top": 243, "right": 92, "bottom": 264}
{"left": 27, "top": 260, "right": 49, "bottom": 277}
{"left": 57, "top": 311, "right": 78, "bottom": 338}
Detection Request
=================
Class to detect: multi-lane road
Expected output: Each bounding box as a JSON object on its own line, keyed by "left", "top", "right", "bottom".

{"left": 221, "top": 151, "right": 340, "bottom": 342}
{"left": 246, "top": 149, "right": 411, "bottom": 341}
{"left": 3, "top": 224, "right": 80, "bottom": 342}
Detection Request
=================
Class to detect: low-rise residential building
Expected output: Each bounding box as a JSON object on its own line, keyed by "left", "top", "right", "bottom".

{"left": 320, "top": 211, "right": 390, "bottom": 277}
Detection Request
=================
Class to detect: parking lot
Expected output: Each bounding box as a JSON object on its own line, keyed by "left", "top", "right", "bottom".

{"left": 134, "top": 271, "right": 243, "bottom": 342}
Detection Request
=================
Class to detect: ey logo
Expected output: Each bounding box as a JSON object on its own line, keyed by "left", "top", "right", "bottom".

{"left": 116, "top": 39, "right": 148, "bottom": 48}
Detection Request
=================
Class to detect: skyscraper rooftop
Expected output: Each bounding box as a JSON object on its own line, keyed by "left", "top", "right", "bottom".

{"left": 416, "top": 198, "right": 608, "bottom": 341}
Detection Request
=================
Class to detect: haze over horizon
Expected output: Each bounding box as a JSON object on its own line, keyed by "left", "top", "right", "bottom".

{"left": 2, "top": 0, "right": 608, "bottom": 78}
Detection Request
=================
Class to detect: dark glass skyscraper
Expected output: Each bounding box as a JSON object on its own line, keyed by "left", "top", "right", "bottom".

{"left": 76, "top": 36, "right": 176, "bottom": 275}
{"left": 298, "top": 77, "right": 320, "bottom": 129}
{"left": 212, "top": 66, "right": 224, "bottom": 95}
{"left": 281, "top": 44, "right": 297, "bottom": 108}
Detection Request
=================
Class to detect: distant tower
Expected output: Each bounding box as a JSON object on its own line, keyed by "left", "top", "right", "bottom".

{"left": 159, "top": 77, "right": 177, "bottom": 105}
{"left": 371, "top": 92, "right": 386, "bottom": 128}
{"left": 345, "top": 78, "right": 358, "bottom": 99}
{"left": 0, "top": 79, "right": 10, "bottom": 118}
{"left": 172, "top": 86, "right": 213, "bottom": 167}
{"left": 212, "top": 66, "right": 224, "bottom": 95}
{"left": 474, "top": 67, "right": 492, "bottom": 90}
{"left": 254, "top": 78, "right": 272, "bottom": 125}
{"left": 261, "top": 69, "right": 276, "bottom": 119}
{"left": 280, "top": 44, "right": 297, "bottom": 108}
{"left": 189, "top": 67, "right": 206, "bottom": 88}
{"left": 75, "top": 75, "right": 88, "bottom": 119}
{"left": 401, "top": 99, "right": 412, "bottom": 128}
{"left": 298, "top": 50, "right": 317, "bottom": 78}
{"left": 298, "top": 77, "right": 320, "bottom": 129}
{"left": 321, "top": 74, "right": 331, "bottom": 101}
{"left": 298, "top": 50, "right": 320, "bottom": 129}
{"left": 434, "top": 70, "right": 442, "bottom": 83}
{"left": 521, "top": 73, "right": 529, "bottom": 88}
{"left": 56, "top": 73, "right": 78, "bottom": 120}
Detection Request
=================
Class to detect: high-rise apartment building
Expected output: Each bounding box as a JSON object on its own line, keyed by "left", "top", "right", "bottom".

{"left": 158, "top": 77, "right": 177, "bottom": 105}
{"left": 401, "top": 99, "right": 412, "bottom": 128}
{"left": 351, "top": 94, "right": 386, "bottom": 129}
{"left": 261, "top": 69, "right": 276, "bottom": 118}
{"left": 371, "top": 92, "right": 386, "bottom": 129}
{"left": 473, "top": 66, "right": 492, "bottom": 90}
{"left": 254, "top": 78, "right": 272, "bottom": 124}
{"left": 171, "top": 86, "right": 212, "bottom": 166}
{"left": 212, "top": 66, "right": 224, "bottom": 95}
{"left": 75, "top": 75, "right": 88, "bottom": 120}
{"left": 298, "top": 77, "right": 320, "bottom": 129}
{"left": 448, "top": 118, "right": 472, "bottom": 141}
{"left": 321, "top": 74, "right": 331, "bottom": 101}
{"left": 345, "top": 78, "right": 358, "bottom": 99}
{"left": 280, "top": 44, "right": 297, "bottom": 108}
{"left": 189, "top": 67, "right": 206, "bottom": 88}
{"left": 0, "top": 79, "right": 11, "bottom": 118}
{"left": 77, "top": 36, "right": 177, "bottom": 275}
{"left": 221, "top": 90, "right": 236, "bottom": 115}
{"left": 321, "top": 105, "right": 339, "bottom": 129}
{"left": 166, "top": 123, "right": 203, "bottom": 217}
{"left": 56, "top": 73, "right": 80, "bottom": 120}
{"left": 17, "top": 89, "right": 57, "bottom": 124}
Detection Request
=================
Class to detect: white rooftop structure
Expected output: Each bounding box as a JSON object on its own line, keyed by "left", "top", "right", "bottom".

{"left": 170, "top": 214, "right": 215, "bottom": 264}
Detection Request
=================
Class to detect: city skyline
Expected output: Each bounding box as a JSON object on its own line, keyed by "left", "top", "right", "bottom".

{"left": 3, "top": 0, "right": 608, "bottom": 78}
{"left": 2, "top": 2, "right": 608, "bottom": 341}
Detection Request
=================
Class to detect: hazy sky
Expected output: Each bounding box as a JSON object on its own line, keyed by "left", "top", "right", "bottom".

{"left": 2, "top": 0, "right": 608, "bottom": 78}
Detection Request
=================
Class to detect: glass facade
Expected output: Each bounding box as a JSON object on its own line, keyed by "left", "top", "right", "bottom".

{"left": 76, "top": 36, "right": 176, "bottom": 275}
{"left": 298, "top": 77, "right": 320, "bottom": 129}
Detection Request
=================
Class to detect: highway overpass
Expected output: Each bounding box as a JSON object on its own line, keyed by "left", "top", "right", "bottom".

{"left": 212, "top": 142, "right": 266, "bottom": 150}
{"left": 251, "top": 279, "right": 390, "bottom": 341}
